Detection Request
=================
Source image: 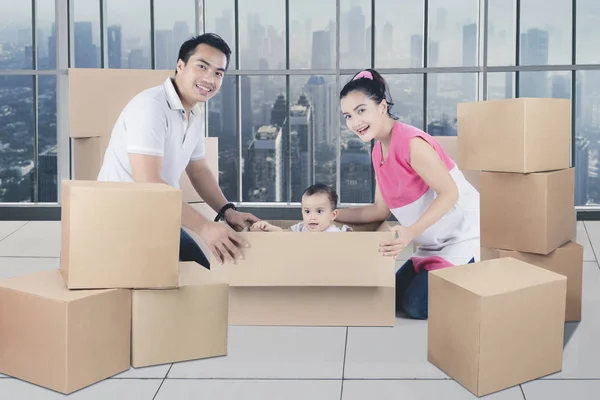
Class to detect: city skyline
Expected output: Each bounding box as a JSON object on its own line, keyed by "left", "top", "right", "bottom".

{"left": 2, "top": 0, "right": 600, "bottom": 206}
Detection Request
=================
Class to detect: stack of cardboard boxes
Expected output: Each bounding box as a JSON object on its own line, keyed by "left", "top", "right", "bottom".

{"left": 0, "top": 180, "right": 230, "bottom": 394}
{"left": 427, "top": 98, "right": 581, "bottom": 397}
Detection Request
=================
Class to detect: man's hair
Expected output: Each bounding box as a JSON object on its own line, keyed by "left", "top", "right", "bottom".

{"left": 302, "top": 183, "right": 339, "bottom": 210}
{"left": 176, "top": 33, "right": 232, "bottom": 72}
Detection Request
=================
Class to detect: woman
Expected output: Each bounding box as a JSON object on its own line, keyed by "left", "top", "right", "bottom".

{"left": 336, "top": 69, "right": 480, "bottom": 319}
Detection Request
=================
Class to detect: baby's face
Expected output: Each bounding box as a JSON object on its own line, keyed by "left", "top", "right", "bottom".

{"left": 301, "top": 193, "right": 338, "bottom": 232}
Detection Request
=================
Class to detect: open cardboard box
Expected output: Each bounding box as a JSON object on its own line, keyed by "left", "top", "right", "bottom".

{"left": 211, "top": 219, "right": 397, "bottom": 327}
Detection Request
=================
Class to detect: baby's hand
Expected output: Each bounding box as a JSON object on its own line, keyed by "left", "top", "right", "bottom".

{"left": 251, "top": 221, "right": 272, "bottom": 232}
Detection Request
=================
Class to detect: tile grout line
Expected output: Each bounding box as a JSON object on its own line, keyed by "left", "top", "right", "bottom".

{"left": 151, "top": 363, "right": 173, "bottom": 400}
{"left": 0, "top": 221, "right": 30, "bottom": 245}
{"left": 519, "top": 384, "right": 526, "bottom": 399}
{"left": 583, "top": 222, "right": 600, "bottom": 269}
{"left": 339, "top": 327, "right": 349, "bottom": 400}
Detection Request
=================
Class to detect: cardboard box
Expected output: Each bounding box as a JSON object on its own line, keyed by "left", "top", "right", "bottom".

{"left": 131, "top": 262, "right": 228, "bottom": 368}
{"left": 0, "top": 270, "right": 131, "bottom": 394}
{"left": 480, "top": 168, "right": 575, "bottom": 254}
{"left": 68, "top": 68, "right": 173, "bottom": 138}
{"left": 428, "top": 257, "right": 567, "bottom": 397}
{"left": 434, "top": 135, "right": 480, "bottom": 191}
{"left": 481, "top": 241, "right": 583, "bottom": 322}
{"left": 212, "top": 220, "right": 396, "bottom": 326}
{"left": 457, "top": 98, "right": 571, "bottom": 173}
{"left": 60, "top": 180, "right": 181, "bottom": 289}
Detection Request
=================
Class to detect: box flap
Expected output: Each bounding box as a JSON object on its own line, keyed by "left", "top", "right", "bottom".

{"left": 63, "top": 179, "right": 179, "bottom": 193}
{"left": 178, "top": 262, "right": 228, "bottom": 287}
{"left": 430, "top": 257, "right": 567, "bottom": 297}
{"left": 217, "top": 231, "right": 396, "bottom": 287}
{"left": 0, "top": 270, "right": 112, "bottom": 302}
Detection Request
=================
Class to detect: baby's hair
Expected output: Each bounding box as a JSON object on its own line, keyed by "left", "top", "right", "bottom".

{"left": 339, "top": 68, "right": 398, "bottom": 120}
{"left": 303, "top": 183, "right": 338, "bottom": 210}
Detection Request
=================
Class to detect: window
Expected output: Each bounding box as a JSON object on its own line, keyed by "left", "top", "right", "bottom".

{"left": 427, "top": 73, "right": 478, "bottom": 136}
{"left": 106, "top": 0, "right": 151, "bottom": 69}
{"left": 153, "top": 0, "right": 196, "bottom": 70}
{"left": 340, "top": 0, "right": 371, "bottom": 70}
{"left": 72, "top": 0, "right": 101, "bottom": 68}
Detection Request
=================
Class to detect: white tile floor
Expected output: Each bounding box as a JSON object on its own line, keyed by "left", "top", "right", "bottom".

{"left": 0, "top": 220, "right": 598, "bottom": 399}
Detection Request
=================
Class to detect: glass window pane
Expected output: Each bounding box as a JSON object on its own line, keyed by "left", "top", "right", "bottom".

{"left": 575, "top": 71, "right": 599, "bottom": 206}
{"left": 375, "top": 0, "right": 424, "bottom": 68}
{"left": 154, "top": 0, "right": 195, "bottom": 70}
{"left": 241, "top": 76, "right": 288, "bottom": 202}
{"left": 36, "top": 0, "right": 56, "bottom": 70}
{"left": 208, "top": 75, "right": 238, "bottom": 201}
{"left": 72, "top": 0, "right": 101, "bottom": 68}
{"left": 238, "top": 0, "right": 286, "bottom": 70}
{"left": 340, "top": 0, "right": 371, "bottom": 70}
{"left": 487, "top": 0, "right": 516, "bottom": 66}
{"left": 486, "top": 72, "right": 515, "bottom": 100}
{"left": 519, "top": 0, "right": 571, "bottom": 65}
{"left": 205, "top": 0, "right": 235, "bottom": 68}
{"left": 519, "top": 71, "right": 570, "bottom": 99}
{"left": 289, "top": 75, "right": 337, "bottom": 202}
{"left": 38, "top": 75, "right": 57, "bottom": 202}
{"left": 576, "top": 0, "right": 600, "bottom": 64}
{"left": 383, "top": 74, "right": 425, "bottom": 131}
{"left": 289, "top": 0, "right": 336, "bottom": 70}
{"left": 106, "top": 0, "right": 151, "bottom": 69}
{"left": 427, "top": 73, "right": 478, "bottom": 136}
{"left": 0, "top": 75, "right": 34, "bottom": 202}
{"left": 0, "top": 2, "right": 33, "bottom": 69}
{"left": 428, "top": 0, "right": 479, "bottom": 67}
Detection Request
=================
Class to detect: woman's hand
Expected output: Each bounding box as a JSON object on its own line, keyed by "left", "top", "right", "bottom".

{"left": 379, "top": 225, "right": 416, "bottom": 257}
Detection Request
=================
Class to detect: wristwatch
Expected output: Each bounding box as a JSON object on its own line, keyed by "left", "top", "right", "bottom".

{"left": 214, "top": 202, "right": 237, "bottom": 222}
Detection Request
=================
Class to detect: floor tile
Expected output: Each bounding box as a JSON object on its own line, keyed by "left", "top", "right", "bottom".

{"left": 0, "top": 221, "right": 60, "bottom": 257}
{"left": 522, "top": 379, "right": 600, "bottom": 399}
{"left": 543, "top": 262, "right": 600, "bottom": 379}
{"left": 344, "top": 318, "right": 448, "bottom": 379}
{"left": 0, "top": 257, "right": 59, "bottom": 279}
{"left": 113, "top": 364, "right": 172, "bottom": 379}
{"left": 342, "top": 380, "right": 524, "bottom": 400}
{"left": 0, "top": 221, "right": 28, "bottom": 242}
{"left": 577, "top": 222, "right": 596, "bottom": 262}
{"left": 155, "top": 379, "right": 341, "bottom": 400}
{"left": 583, "top": 221, "right": 600, "bottom": 258}
{"left": 168, "top": 326, "right": 346, "bottom": 379}
{"left": 0, "top": 377, "right": 161, "bottom": 399}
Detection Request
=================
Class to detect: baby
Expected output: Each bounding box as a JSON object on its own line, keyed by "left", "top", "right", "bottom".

{"left": 251, "top": 183, "right": 351, "bottom": 232}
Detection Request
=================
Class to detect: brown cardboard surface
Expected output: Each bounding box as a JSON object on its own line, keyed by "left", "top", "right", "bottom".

{"left": 457, "top": 98, "right": 571, "bottom": 173}
{"left": 72, "top": 136, "right": 111, "bottom": 180}
{"left": 481, "top": 241, "right": 583, "bottom": 321}
{"left": 433, "top": 135, "right": 480, "bottom": 191}
{"left": 131, "top": 262, "right": 228, "bottom": 368}
{"left": 68, "top": 68, "right": 173, "bottom": 138}
{"left": 60, "top": 180, "right": 181, "bottom": 289}
{"left": 480, "top": 168, "right": 576, "bottom": 254}
{"left": 428, "top": 257, "right": 566, "bottom": 397}
{"left": 0, "top": 270, "right": 131, "bottom": 394}
{"left": 211, "top": 220, "right": 396, "bottom": 326}
{"left": 179, "top": 137, "right": 220, "bottom": 202}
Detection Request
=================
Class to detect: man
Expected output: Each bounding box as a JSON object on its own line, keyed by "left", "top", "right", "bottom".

{"left": 98, "top": 33, "right": 259, "bottom": 267}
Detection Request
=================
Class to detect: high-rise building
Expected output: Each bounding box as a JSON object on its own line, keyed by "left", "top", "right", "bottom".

{"left": 575, "top": 136, "right": 590, "bottom": 206}
{"left": 340, "top": 138, "right": 371, "bottom": 203}
{"left": 107, "top": 25, "right": 122, "bottom": 68}
{"left": 244, "top": 125, "right": 283, "bottom": 202}
{"left": 38, "top": 146, "right": 58, "bottom": 202}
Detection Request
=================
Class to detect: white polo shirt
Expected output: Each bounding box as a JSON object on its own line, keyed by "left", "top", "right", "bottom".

{"left": 97, "top": 77, "right": 206, "bottom": 188}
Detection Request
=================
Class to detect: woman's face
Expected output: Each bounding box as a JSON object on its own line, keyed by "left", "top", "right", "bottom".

{"left": 340, "top": 90, "right": 386, "bottom": 143}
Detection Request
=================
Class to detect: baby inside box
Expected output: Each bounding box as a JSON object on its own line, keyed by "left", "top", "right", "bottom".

{"left": 212, "top": 220, "right": 396, "bottom": 327}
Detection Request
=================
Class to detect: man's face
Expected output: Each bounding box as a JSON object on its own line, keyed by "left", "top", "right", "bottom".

{"left": 175, "top": 43, "right": 227, "bottom": 106}
{"left": 301, "top": 193, "right": 338, "bottom": 232}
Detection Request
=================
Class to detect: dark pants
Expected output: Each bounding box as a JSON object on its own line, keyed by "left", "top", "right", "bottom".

{"left": 180, "top": 229, "right": 210, "bottom": 269}
{"left": 396, "top": 257, "right": 475, "bottom": 319}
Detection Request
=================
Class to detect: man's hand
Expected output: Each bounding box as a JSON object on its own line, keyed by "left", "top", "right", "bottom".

{"left": 197, "top": 221, "right": 249, "bottom": 264}
{"left": 379, "top": 225, "right": 416, "bottom": 258}
{"left": 224, "top": 209, "right": 261, "bottom": 232}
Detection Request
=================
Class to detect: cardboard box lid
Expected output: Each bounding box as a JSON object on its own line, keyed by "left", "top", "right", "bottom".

{"left": 431, "top": 257, "right": 567, "bottom": 297}
{"left": 0, "top": 270, "right": 111, "bottom": 302}
{"left": 177, "top": 262, "right": 228, "bottom": 287}
{"left": 219, "top": 231, "right": 395, "bottom": 287}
